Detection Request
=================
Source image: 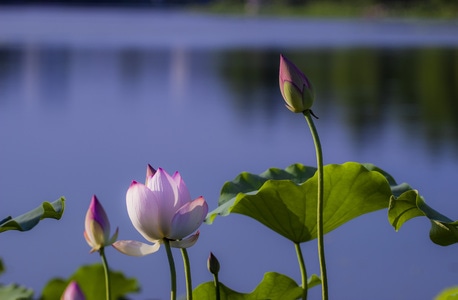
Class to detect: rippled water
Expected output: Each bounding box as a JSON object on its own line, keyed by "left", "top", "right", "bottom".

{"left": 1, "top": 7, "right": 458, "bottom": 300}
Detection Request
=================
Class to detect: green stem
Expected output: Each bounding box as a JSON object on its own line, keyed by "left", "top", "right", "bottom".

{"left": 99, "top": 247, "right": 111, "bottom": 300}
{"left": 303, "top": 110, "right": 328, "bottom": 300}
{"left": 180, "top": 248, "right": 193, "bottom": 300}
{"left": 164, "top": 239, "right": 177, "bottom": 300}
{"left": 213, "top": 273, "right": 221, "bottom": 300}
{"left": 295, "top": 242, "right": 308, "bottom": 300}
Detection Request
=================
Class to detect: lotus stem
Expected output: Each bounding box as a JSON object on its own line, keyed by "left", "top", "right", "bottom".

{"left": 164, "top": 239, "right": 177, "bottom": 300}
{"left": 303, "top": 109, "right": 328, "bottom": 300}
{"left": 213, "top": 272, "right": 220, "bottom": 300}
{"left": 295, "top": 242, "right": 308, "bottom": 300}
{"left": 181, "top": 248, "right": 193, "bottom": 300}
{"left": 99, "top": 247, "right": 111, "bottom": 300}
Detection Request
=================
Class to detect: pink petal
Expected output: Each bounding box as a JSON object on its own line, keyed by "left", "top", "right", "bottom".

{"left": 113, "top": 240, "right": 160, "bottom": 257}
{"left": 172, "top": 171, "right": 192, "bottom": 206}
{"left": 170, "top": 231, "right": 200, "bottom": 248}
{"left": 126, "top": 181, "right": 164, "bottom": 242}
{"left": 169, "top": 196, "right": 208, "bottom": 240}
{"left": 279, "top": 54, "right": 310, "bottom": 92}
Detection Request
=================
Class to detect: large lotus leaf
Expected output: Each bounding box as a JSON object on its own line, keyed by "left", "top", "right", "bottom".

{"left": 435, "top": 286, "right": 458, "bottom": 300}
{"left": 207, "top": 162, "right": 392, "bottom": 243}
{"left": 218, "top": 164, "right": 317, "bottom": 204}
{"left": 389, "top": 189, "right": 458, "bottom": 246}
{"left": 193, "top": 272, "right": 320, "bottom": 300}
{"left": 388, "top": 190, "right": 426, "bottom": 231}
{"left": 40, "top": 263, "right": 139, "bottom": 300}
{"left": 362, "top": 163, "right": 414, "bottom": 197}
{"left": 0, "top": 197, "right": 65, "bottom": 233}
{"left": 0, "top": 284, "right": 33, "bottom": 300}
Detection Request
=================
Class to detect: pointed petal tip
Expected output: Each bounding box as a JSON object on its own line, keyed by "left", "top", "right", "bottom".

{"left": 146, "top": 164, "right": 156, "bottom": 176}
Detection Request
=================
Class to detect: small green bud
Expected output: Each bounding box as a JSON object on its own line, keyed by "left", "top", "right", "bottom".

{"left": 207, "top": 252, "right": 220, "bottom": 275}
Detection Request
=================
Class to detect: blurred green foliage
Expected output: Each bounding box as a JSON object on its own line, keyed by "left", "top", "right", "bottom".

{"left": 197, "top": 0, "right": 458, "bottom": 18}
{"left": 218, "top": 48, "right": 458, "bottom": 153}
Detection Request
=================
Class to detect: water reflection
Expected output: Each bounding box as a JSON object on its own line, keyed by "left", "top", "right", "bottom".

{"left": 1, "top": 46, "right": 458, "bottom": 155}
{"left": 217, "top": 48, "right": 458, "bottom": 155}
{"left": 1, "top": 43, "right": 458, "bottom": 300}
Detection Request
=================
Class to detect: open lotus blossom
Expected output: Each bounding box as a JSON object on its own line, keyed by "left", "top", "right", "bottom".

{"left": 84, "top": 195, "right": 118, "bottom": 253}
{"left": 61, "top": 281, "right": 85, "bottom": 300}
{"left": 279, "top": 54, "right": 314, "bottom": 113}
{"left": 113, "top": 165, "right": 208, "bottom": 257}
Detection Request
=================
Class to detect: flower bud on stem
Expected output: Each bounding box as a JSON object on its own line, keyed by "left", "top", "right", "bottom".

{"left": 207, "top": 252, "right": 221, "bottom": 300}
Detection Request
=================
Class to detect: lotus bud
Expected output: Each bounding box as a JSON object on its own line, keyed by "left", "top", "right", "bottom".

{"left": 61, "top": 281, "right": 85, "bottom": 300}
{"left": 207, "top": 252, "right": 220, "bottom": 275}
{"left": 84, "top": 195, "right": 118, "bottom": 253}
{"left": 279, "top": 54, "right": 314, "bottom": 113}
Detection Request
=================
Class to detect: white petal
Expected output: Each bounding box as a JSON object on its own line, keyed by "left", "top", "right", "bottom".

{"left": 126, "top": 181, "right": 164, "bottom": 241}
{"left": 170, "top": 231, "right": 200, "bottom": 248}
{"left": 112, "top": 240, "right": 160, "bottom": 257}
{"left": 169, "top": 196, "right": 208, "bottom": 240}
{"left": 172, "top": 171, "right": 192, "bottom": 206}
{"left": 148, "top": 168, "right": 179, "bottom": 205}
{"left": 148, "top": 168, "right": 180, "bottom": 235}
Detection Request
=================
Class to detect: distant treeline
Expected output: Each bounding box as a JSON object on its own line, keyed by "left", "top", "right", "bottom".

{"left": 0, "top": 0, "right": 209, "bottom": 6}
{"left": 0, "top": 0, "right": 453, "bottom": 6}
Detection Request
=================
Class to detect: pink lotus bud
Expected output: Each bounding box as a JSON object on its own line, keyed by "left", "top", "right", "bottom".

{"left": 84, "top": 195, "right": 118, "bottom": 253}
{"left": 279, "top": 54, "right": 314, "bottom": 113}
{"left": 61, "top": 281, "right": 85, "bottom": 300}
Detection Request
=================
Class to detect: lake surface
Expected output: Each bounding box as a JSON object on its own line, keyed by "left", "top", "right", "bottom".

{"left": 1, "top": 7, "right": 458, "bottom": 300}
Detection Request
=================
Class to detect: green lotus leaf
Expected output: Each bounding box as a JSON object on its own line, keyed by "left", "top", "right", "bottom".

{"left": 0, "top": 283, "right": 33, "bottom": 300}
{"left": 207, "top": 162, "right": 392, "bottom": 243}
{"left": 0, "top": 197, "right": 65, "bottom": 233}
{"left": 193, "top": 272, "right": 319, "bottom": 300}
{"left": 388, "top": 190, "right": 426, "bottom": 231}
{"left": 362, "top": 163, "right": 414, "bottom": 197}
{"left": 389, "top": 189, "right": 458, "bottom": 246}
{"left": 40, "top": 263, "right": 139, "bottom": 300}
{"left": 218, "top": 164, "right": 317, "bottom": 205}
{"left": 435, "top": 286, "right": 458, "bottom": 300}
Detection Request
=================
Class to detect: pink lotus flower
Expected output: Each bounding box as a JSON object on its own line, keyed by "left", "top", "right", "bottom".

{"left": 84, "top": 195, "right": 118, "bottom": 253}
{"left": 61, "top": 281, "right": 85, "bottom": 300}
{"left": 279, "top": 54, "right": 314, "bottom": 113}
{"left": 113, "top": 165, "right": 208, "bottom": 257}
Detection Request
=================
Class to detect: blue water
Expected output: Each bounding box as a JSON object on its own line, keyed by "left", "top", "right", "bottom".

{"left": 1, "top": 7, "right": 458, "bottom": 300}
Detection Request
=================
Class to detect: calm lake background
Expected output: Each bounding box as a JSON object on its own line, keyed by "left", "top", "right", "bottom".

{"left": 1, "top": 7, "right": 458, "bottom": 300}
